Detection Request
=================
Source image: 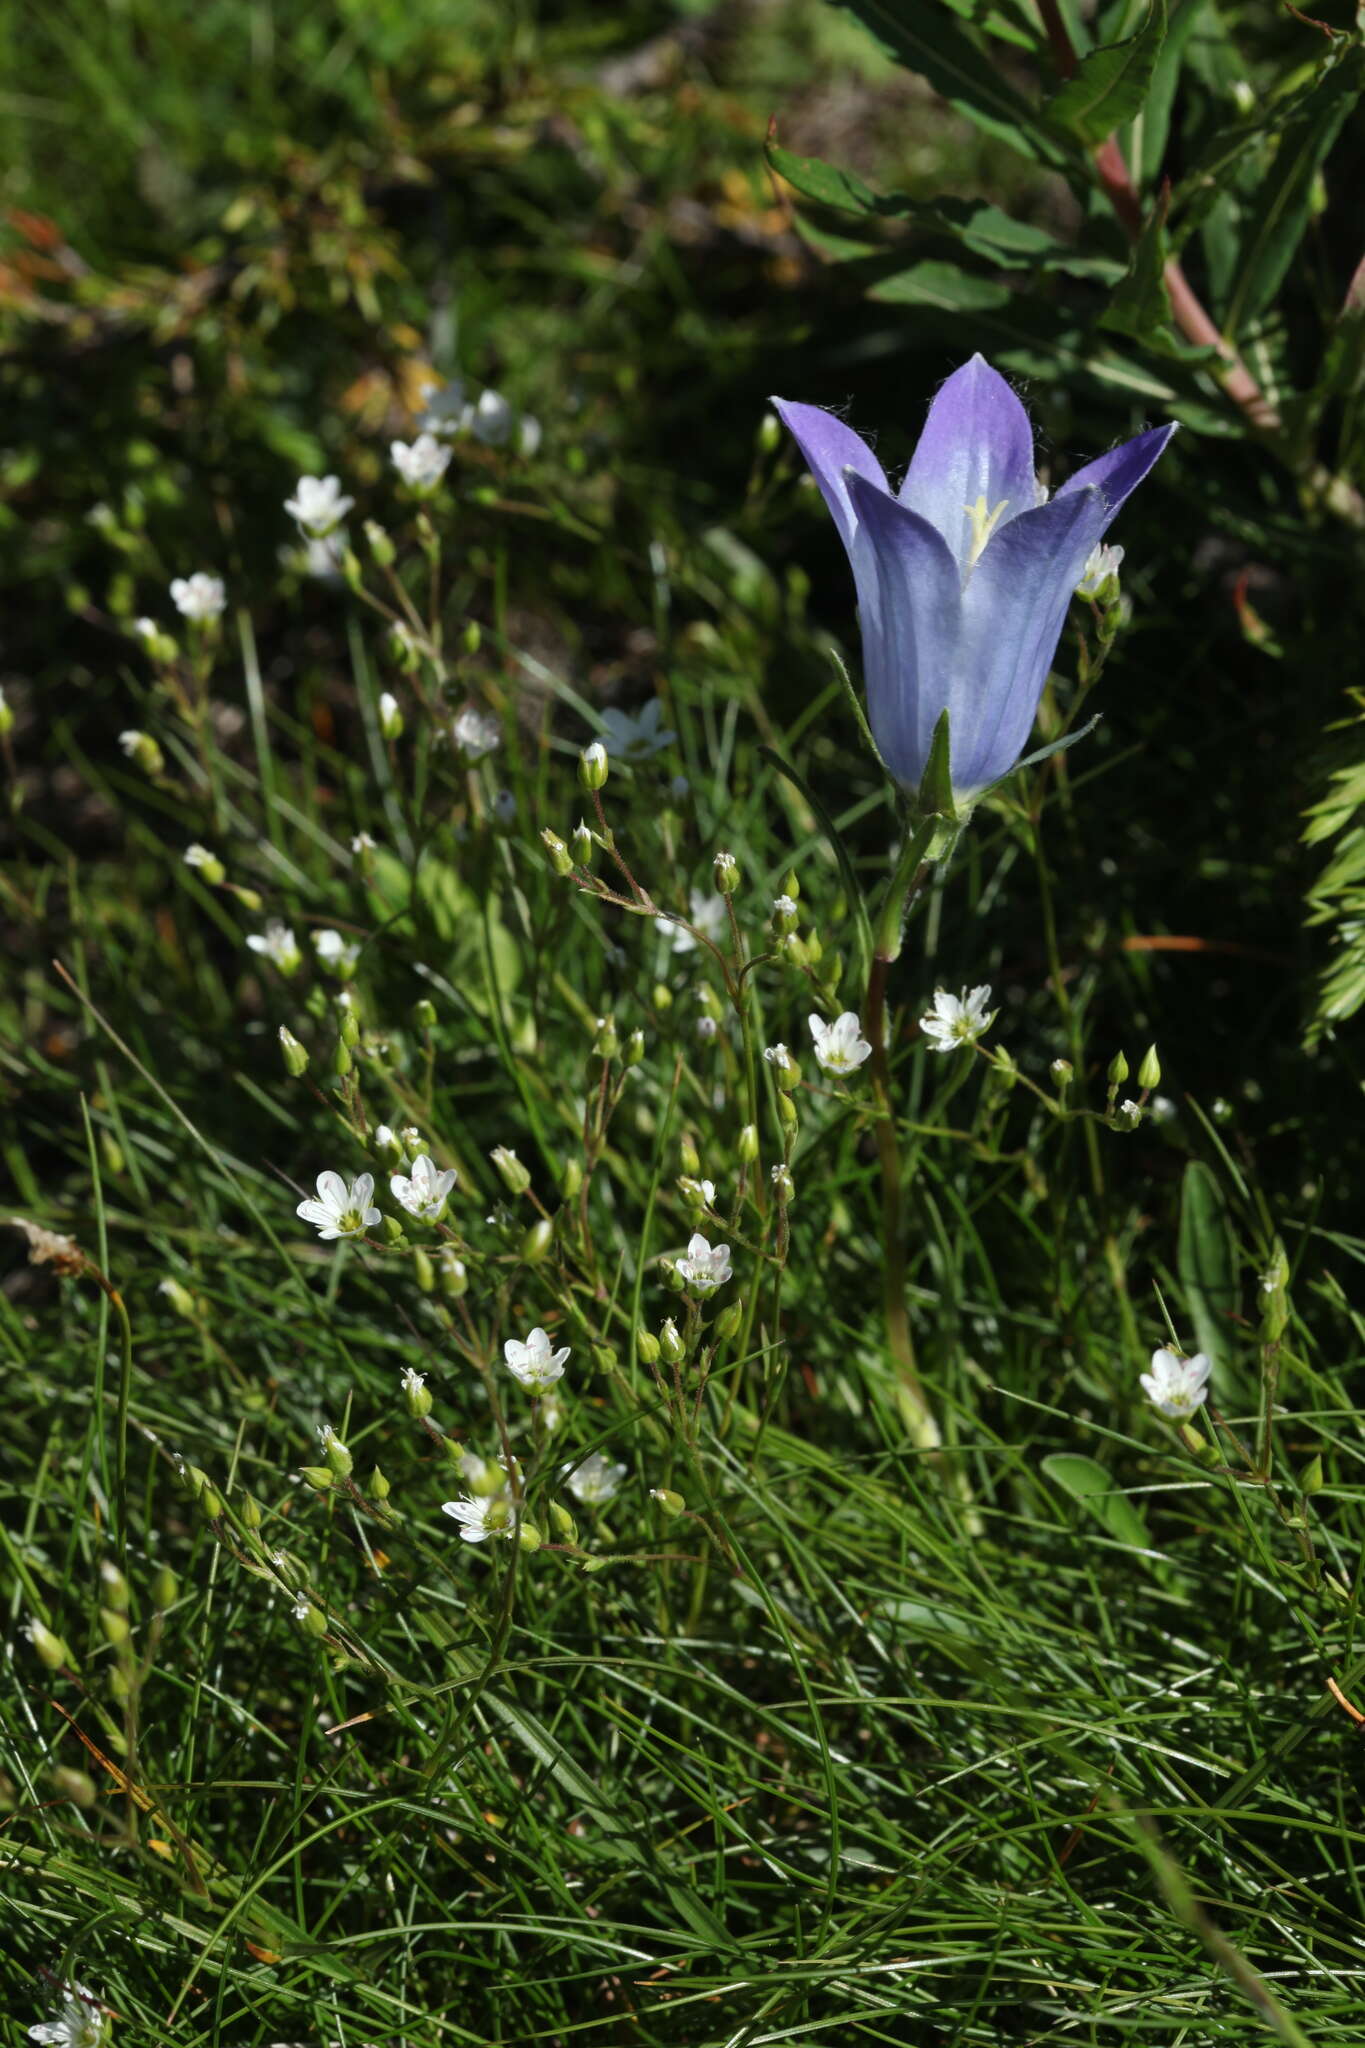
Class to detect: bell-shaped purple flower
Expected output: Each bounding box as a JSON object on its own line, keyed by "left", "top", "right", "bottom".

{"left": 773, "top": 356, "right": 1175, "bottom": 803}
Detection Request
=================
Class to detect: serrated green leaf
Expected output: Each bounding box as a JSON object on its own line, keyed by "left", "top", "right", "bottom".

{"left": 1098, "top": 204, "right": 1173, "bottom": 341}
{"left": 1223, "top": 48, "right": 1363, "bottom": 339}
{"left": 1045, "top": 0, "right": 1168, "bottom": 147}
{"left": 1178, "top": 1160, "right": 1238, "bottom": 1365}
{"left": 832, "top": 0, "right": 1058, "bottom": 161}
{"left": 1041, "top": 1453, "right": 1155, "bottom": 1559}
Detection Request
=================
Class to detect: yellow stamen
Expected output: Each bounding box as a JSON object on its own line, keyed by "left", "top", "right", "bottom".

{"left": 963, "top": 494, "right": 1009, "bottom": 569}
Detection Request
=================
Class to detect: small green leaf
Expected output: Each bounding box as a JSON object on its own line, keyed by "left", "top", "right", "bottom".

{"left": 1178, "top": 1160, "right": 1238, "bottom": 1366}
{"left": 1099, "top": 202, "right": 1173, "bottom": 342}
{"left": 765, "top": 143, "right": 880, "bottom": 214}
{"left": 833, "top": 0, "right": 1058, "bottom": 161}
{"left": 1044, "top": 0, "right": 1168, "bottom": 147}
{"left": 1041, "top": 1453, "right": 1154, "bottom": 1557}
{"left": 869, "top": 260, "right": 1011, "bottom": 313}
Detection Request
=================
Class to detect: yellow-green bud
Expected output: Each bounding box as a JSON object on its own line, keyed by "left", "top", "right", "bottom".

{"left": 624, "top": 1028, "right": 645, "bottom": 1067}
{"left": 364, "top": 518, "right": 395, "bottom": 567}
{"left": 0, "top": 690, "right": 14, "bottom": 738}
{"left": 99, "top": 1561, "right": 129, "bottom": 1613}
{"left": 491, "top": 1145, "right": 531, "bottom": 1195}
{"left": 652, "top": 982, "right": 673, "bottom": 1014}
{"left": 714, "top": 850, "right": 740, "bottom": 895}
{"left": 382, "top": 1214, "right": 407, "bottom": 1246}
{"left": 341, "top": 547, "right": 363, "bottom": 594}
{"left": 637, "top": 1328, "right": 661, "bottom": 1364}
{"left": 777, "top": 1092, "right": 799, "bottom": 1133}
{"left": 1050, "top": 1057, "right": 1072, "bottom": 1089}
{"left": 560, "top": 1158, "right": 583, "bottom": 1200}
{"left": 49, "top": 1766, "right": 97, "bottom": 1808}
{"left": 757, "top": 410, "right": 781, "bottom": 454}
{"left": 438, "top": 1248, "right": 468, "bottom": 1298}
{"left": 26, "top": 1619, "right": 72, "bottom": 1671}
{"left": 379, "top": 686, "right": 406, "bottom": 736}
{"left": 157, "top": 1276, "right": 198, "bottom": 1320}
{"left": 1107, "top": 1050, "right": 1129, "bottom": 1088}
{"left": 679, "top": 1135, "right": 701, "bottom": 1176}
{"left": 100, "top": 1607, "right": 130, "bottom": 1649}
{"left": 592, "top": 1344, "right": 618, "bottom": 1375}
{"left": 549, "top": 1501, "right": 576, "bottom": 1540}
{"left": 737, "top": 1124, "right": 759, "bottom": 1165}
{"left": 412, "top": 996, "right": 437, "bottom": 1030}
{"left": 542, "top": 828, "right": 574, "bottom": 877}
{"left": 413, "top": 1246, "right": 436, "bottom": 1294}
{"left": 650, "top": 1487, "right": 685, "bottom": 1516}
{"left": 333, "top": 1038, "right": 352, "bottom": 1077}
{"left": 278, "top": 1025, "right": 308, "bottom": 1077}
{"left": 578, "top": 741, "right": 609, "bottom": 792}
{"left": 521, "top": 1218, "right": 554, "bottom": 1264}
{"left": 517, "top": 1519, "right": 543, "bottom": 1552}
{"left": 401, "top": 1368, "right": 433, "bottom": 1418}
{"left": 295, "top": 1599, "right": 329, "bottom": 1637}
{"left": 368, "top": 1464, "right": 391, "bottom": 1501}
{"left": 239, "top": 1493, "right": 263, "bottom": 1529}
{"left": 301, "top": 1465, "right": 335, "bottom": 1492}
{"left": 1137, "top": 1044, "right": 1161, "bottom": 1091}
{"left": 1302, "top": 1454, "right": 1324, "bottom": 1496}
{"left": 571, "top": 820, "right": 594, "bottom": 866}
{"left": 188, "top": 851, "right": 226, "bottom": 887}
{"left": 593, "top": 1015, "right": 619, "bottom": 1060}
{"left": 339, "top": 1004, "right": 361, "bottom": 1049}
{"left": 319, "top": 1427, "right": 352, "bottom": 1478}
{"left": 107, "top": 1661, "right": 133, "bottom": 1703}
{"left": 152, "top": 1564, "right": 179, "bottom": 1610}
{"left": 658, "top": 1255, "right": 684, "bottom": 1293}
{"left": 122, "top": 730, "right": 164, "bottom": 776}
{"left": 185, "top": 1467, "right": 223, "bottom": 1519}
{"left": 659, "top": 1318, "right": 686, "bottom": 1366}
{"left": 714, "top": 1299, "right": 744, "bottom": 1343}
{"left": 462, "top": 619, "right": 481, "bottom": 655}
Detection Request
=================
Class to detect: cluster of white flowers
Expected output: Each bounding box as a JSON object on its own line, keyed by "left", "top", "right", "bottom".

{"left": 416, "top": 376, "right": 540, "bottom": 453}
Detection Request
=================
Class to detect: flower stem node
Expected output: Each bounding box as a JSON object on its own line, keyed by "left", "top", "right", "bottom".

{"left": 578, "top": 740, "right": 609, "bottom": 792}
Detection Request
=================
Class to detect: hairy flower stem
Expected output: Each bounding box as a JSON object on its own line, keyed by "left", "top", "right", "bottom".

{"left": 866, "top": 815, "right": 942, "bottom": 1448}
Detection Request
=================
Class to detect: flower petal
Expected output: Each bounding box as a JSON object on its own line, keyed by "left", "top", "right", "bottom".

{"left": 352, "top": 1172, "right": 375, "bottom": 1207}
{"left": 898, "top": 355, "right": 1038, "bottom": 571}
{"left": 951, "top": 486, "right": 1108, "bottom": 796}
{"left": 1056, "top": 423, "right": 1176, "bottom": 519}
{"left": 315, "top": 1170, "right": 347, "bottom": 1209}
{"left": 844, "top": 473, "right": 963, "bottom": 790}
{"left": 771, "top": 398, "right": 889, "bottom": 555}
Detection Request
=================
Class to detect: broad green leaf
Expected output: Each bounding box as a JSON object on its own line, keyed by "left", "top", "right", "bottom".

{"left": 1178, "top": 1160, "right": 1238, "bottom": 1365}
{"left": 1044, "top": 0, "right": 1168, "bottom": 147}
{"left": 1223, "top": 48, "right": 1363, "bottom": 339}
{"left": 869, "top": 259, "right": 1011, "bottom": 312}
{"left": 765, "top": 143, "right": 880, "bottom": 215}
{"left": 1041, "top": 1453, "right": 1154, "bottom": 1557}
{"left": 832, "top": 0, "right": 1059, "bottom": 161}
{"left": 1098, "top": 203, "right": 1173, "bottom": 341}
{"left": 768, "top": 142, "right": 1066, "bottom": 267}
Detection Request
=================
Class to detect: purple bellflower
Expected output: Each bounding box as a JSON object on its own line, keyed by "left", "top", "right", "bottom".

{"left": 773, "top": 356, "right": 1175, "bottom": 805}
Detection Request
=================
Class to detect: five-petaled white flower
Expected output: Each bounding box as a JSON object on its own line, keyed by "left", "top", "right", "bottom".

{"left": 312, "top": 928, "right": 361, "bottom": 976}
{"left": 467, "top": 388, "right": 514, "bottom": 446}
{"left": 390, "top": 433, "right": 451, "bottom": 491}
{"left": 284, "top": 473, "right": 354, "bottom": 537}
{"left": 808, "top": 1011, "right": 872, "bottom": 1075}
{"left": 441, "top": 1494, "right": 512, "bottom": 1543}
{"left": 919, "top": 986, "right": 994, "bottom": 1054}
{"left": 28, "top": 1983, "right": 105, "bottom": 2048}
{"left": 564, "top": 1452, "right": 627, "bottom": 1507}
{"left": 504, "top": 1325, "right": 571, "bottom": 1392}
{"left": 657, "top": 889, "right": 727, "bottom": 954}
{"left": 676, "top": 1233, "right": 732, "bottom": 1293}
{"left": 295, "top": 1170, "right": 381, "bottom": 1242}
{"left": 1140, "top": 1348, "right": 1212, "bottom": 1420}
{"left": 600, "top": 700, "right": 676, "bottom": 761}
{"left": 246, "top": 920, "right": 301, "bottom": 974}
{"left": 170, "top": 572, "right": 226, "bottom": 621}
{"left": 390, "top": 1153, "right": 457, "bottom": 1221}
{"left": 451, "top": 703, "right": 501, "bottom": 758}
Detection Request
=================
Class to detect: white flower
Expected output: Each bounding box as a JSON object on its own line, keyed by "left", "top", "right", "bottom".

{"left": 919, "top": 985, "right": 994, "bottom": 1054}
{"left": 763, "top": 1043, "right": 790, "bottom": 1068}
{"left": 1076, "top": 542, "right": 1124, "bottom": 598}
{"left": 246, "top": 920, "right": 301, "bottom": 973}
{"left": 390, "top": 1153, "right": 457, "bottom": 1221}
{"left": 808, "top": 1011, "right": 873, "bottom": 1075}
{"left": 564, "top": 1451, "right": 627, "bottom": 1506}
{"left": 401, "top": 1366, "right": 426, "bottom": 1397}
{"left": 1149, "top": 1094, "right": 1177, "bottom": 1124}
{"left": 119, "top": 729, "right": 145, "bottom": 758}
{"left": 351, "top": 831, "right": 376, "bottom": 858}
{"left": 518, "top": 413, "right": 542, "bottom": 457}
{"left": 600, "top": 699, "right": 676, "bottom": 761}
{"left": 504, "top": 1325, "right": 571, "bottom": 1392}
{"left": 312, "top": 928, "right": 361, "bottom": 976}
{"left": 132, "top": 615, "right": 159, "bottom": 643}
{"left": 441, "top": 1494, "right": 512, "bottom": 1543}
{"left": 295, "top": 1170, "right": 381, "bottom": 1241}
{"left": 416, "top": 377, "right": 466, "bottom": 436}
{"left": 284, "top": 473, "right": 354, "bottom": 537}
{"left": 378, "top": 690, "right": 403, "bottom": 739}
{"left": 695, "top": 1016, "right": 718, "bottom": 1041}
{"left": 676, "top": 1232, "right": 732, "bottom": 1293}
{"left": 773, "top": 893, "right": 797, "bottom": 919}
{"left": 28, "top": 1985, "right": 104, "bottom": 2048}
{"left": 170, "top": 572, "right": 226, "bottom": 621}
{"left": 451, "top": 703, "right": 501, "bottom": 758}
{"left": 468, "top": 388, "right": 514, "bottom": 446}
{"left": 657, "top": 889, "right": 727, "bottom": 954}
{"left": 182, "top": 843, "right": 216, "bottom": 870}
{"left": 1139, "top": 1348, "right": 1212, "bottom": 1420}
{"left": 390, "top": 432, "right": 451, "bottom": 490}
